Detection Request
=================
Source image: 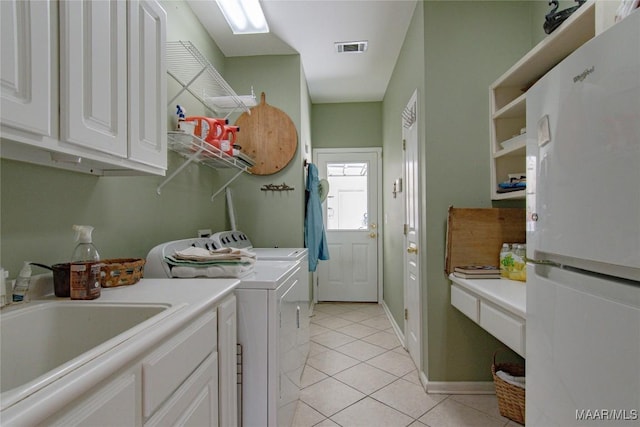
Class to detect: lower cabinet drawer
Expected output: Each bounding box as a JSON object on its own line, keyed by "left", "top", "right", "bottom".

{"left": 479, "top": 301, "right": 525, "bottom": 356}
{"left": 451, "top": 284, "right": 480, "bottom": 323}
{"left": 144, "top": 352, "right": 219, "bottom": 427}
{"left": 142, "top": 311, "right": 217, "bottom": 418}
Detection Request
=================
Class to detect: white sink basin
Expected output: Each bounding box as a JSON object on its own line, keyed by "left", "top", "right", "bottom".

{"left": 0, "top": 301, "right": 176, "bottom": 409}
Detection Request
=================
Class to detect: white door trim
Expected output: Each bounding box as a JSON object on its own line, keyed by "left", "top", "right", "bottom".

{"left": 312, "top": 147, "right": 383, "bottom": 303}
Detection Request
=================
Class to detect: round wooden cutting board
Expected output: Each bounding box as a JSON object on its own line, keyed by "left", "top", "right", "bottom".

{"left": 234, "top": 92, "right": 298, "bottom": 175}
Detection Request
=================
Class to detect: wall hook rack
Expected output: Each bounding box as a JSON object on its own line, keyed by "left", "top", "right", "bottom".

{"left": 261, "top": 183, "right": 295, "bottom": 192}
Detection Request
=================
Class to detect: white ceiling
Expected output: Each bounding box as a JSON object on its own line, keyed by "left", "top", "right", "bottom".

{"left": 186, "top": 0, "right": 418, "bottom": 104}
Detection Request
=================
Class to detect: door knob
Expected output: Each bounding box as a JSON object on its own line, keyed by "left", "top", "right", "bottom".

{"left": 407, "top": 246, "right": 418, "bottom": 254}
{"left": 369, "top": 232, "right": 377, "bottom": 238}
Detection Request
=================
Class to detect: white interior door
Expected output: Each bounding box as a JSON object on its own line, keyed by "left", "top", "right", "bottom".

{"left": 403, "top": 90, "right": 422, "bottom": 370}
{"left": 314, "top": 149, "right": 381, "bottom": 302}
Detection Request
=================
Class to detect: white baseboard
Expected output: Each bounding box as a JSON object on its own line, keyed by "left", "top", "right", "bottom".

{"left": 379, "top": 301, "right": 496, "bottom": 396}
{"left": 381, "top": 300, "right": 405, "bottom": 347}
{"left": 425, "top": 380, "right": 495, "bottom": 395}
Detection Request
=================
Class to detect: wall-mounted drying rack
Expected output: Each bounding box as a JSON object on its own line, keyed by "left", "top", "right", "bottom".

{"left": 166, "top": 41, "right": 257, "bottom": 119}
{"left": 159, "top": 41, "right": 257, "bottom": 200}
{"left": 157, "top": 132, "right": 254, "bottom": 200}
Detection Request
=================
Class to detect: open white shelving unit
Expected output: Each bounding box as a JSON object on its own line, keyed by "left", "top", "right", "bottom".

{"left": 489, "top": 1, "right": 598, "bottom": 200}
{"left": 158, "top": 41, "right": 257, "bottom": 199}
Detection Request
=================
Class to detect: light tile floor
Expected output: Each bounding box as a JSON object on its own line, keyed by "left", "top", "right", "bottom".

{"left": 293, "top": 302, "right": 521, "bottom": 427}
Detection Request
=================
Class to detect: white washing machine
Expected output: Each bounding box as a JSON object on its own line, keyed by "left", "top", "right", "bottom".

{"left": 145, "top": 235, "right": 309, "bottom": 427}
{"left": 211, "top": 231, "right": 310, "bottom": 427}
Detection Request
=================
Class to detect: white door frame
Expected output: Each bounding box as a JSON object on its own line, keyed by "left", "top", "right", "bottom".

{"left": 312, "top": 147, "right": 383, "bottom": 303}
{"left": 403, "top": 89, "right": 422, "bottom": 372}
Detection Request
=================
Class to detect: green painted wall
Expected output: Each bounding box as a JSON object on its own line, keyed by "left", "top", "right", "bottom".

{"left": 381, "top": 0, "right": 424, "bottom": 341}
{"left": 223, "top": 55, "right": 306, "bottom": 248}
{"left": 381, "top": 1, "right": 533, "bottom": 382}
{"left": 311, "top": 103, "right": 383, "bottom": 149}
{"left": 422, "top": 0, "right": 531, "bottom": 382}
{"left": 530, "top": 0, "right": 577, "bottom": 44}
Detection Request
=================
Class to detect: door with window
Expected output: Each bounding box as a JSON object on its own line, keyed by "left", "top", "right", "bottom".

{"left": 314, "top": 149, "right": 381, "bottom": 302}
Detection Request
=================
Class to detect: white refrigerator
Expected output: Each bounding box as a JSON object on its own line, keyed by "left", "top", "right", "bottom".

{"left": 525, "top": 10, "right": 640, "bottom": 427}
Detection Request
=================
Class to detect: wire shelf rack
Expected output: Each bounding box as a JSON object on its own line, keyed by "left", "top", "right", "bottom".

{"left": 160, "top": 41, "right": 258, "bottom": 200}
{"left": 166, "top": 41, "right": 256, "bottom": 117}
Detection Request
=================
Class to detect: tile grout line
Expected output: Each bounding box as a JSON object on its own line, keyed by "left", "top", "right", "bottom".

{"left": 305, "top": 304, "right": 417, "bottom": 426}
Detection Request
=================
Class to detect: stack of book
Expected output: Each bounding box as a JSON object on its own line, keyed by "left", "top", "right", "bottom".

{"left": 453, "top": 265, "right": 501, "bottom": 279}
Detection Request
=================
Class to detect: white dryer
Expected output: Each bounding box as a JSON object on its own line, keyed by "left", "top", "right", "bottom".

{"left": 211, "top": 231, "right": 310, "bottom": 427}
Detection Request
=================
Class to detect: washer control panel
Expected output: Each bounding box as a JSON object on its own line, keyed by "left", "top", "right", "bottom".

{"left": 211, "top": 230, "right": 252, "bottom": 249}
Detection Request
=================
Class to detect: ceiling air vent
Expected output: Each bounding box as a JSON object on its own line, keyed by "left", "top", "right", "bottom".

{"left": 335, "top": 40, "right": 368, "bottom": 54}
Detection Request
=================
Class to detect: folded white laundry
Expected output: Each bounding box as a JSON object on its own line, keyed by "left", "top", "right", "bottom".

{"left": 496, "top": 370, "right": 526, "bottom": 389}
{"left": 173, "top": 246, "right": 256, "bottom": 261}
{"left": 170, "top": 263, "right": 254, "bottom": 278}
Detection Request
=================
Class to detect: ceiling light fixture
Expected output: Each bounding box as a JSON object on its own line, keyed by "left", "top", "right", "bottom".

{"left": 216, "top": 0, "right": 269, "bottom": 34}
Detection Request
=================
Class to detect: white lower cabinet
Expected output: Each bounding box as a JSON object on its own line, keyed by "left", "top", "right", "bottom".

{"left": 46, "top": 367, "right": 140, "bottom": 426}
{"left": 41, "top": 293, "right": 236, "bottom": 427}
{"left": 145, "top": 352, "right": 219, "bottom": 427}
{"left": 142, "top": 311, "right": 218, "bottom": 419}
{"left": 479, "top": 300, "right": 525, "bottom": 357}
{"left": 450, "top": 282, "right": 525, "bottom": 357}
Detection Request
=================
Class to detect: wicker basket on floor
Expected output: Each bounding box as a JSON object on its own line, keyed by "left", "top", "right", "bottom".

{"left": 492, "top": 350, "right": 525, "bottom": 425}
{"left": 100, "top": 258, "right": 145, "bottom": 288}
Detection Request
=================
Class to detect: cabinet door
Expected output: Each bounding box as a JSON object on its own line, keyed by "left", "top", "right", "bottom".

{"left": 144, "top": 352, "right": 219, "bottom": 427}
{"left": 0, "top": 0, "right": 56, "bottom": 137}
{"left": 47, "top": 369, "right": 139, "bottom": 426}
{"left": 142, "top": 311, "right": 217, "bottom": 418}
{"left": 217, "top": 294, "right": 238, "bottom": 427}
{"left": 59, "top": 0, "right": 127, "bottom": 157}
{"left": 128, "top": 0, "right": 167, "bottom": 169}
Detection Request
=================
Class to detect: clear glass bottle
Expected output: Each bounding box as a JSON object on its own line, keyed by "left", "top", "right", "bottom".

{"left": 70, "top": 225, "right": 101, "bottom": 300}
{"left": 500, "top": 243, "right": 511, "bottom": 278}
{"left": 510, "top": 244, "right": 526, "bottom": 281}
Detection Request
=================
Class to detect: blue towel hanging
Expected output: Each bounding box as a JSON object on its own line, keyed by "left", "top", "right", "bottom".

{"left": 305, "top": 163, "right": 329, "bottom": 272}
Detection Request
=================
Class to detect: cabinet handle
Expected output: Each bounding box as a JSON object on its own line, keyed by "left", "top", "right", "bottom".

{"left": 407, "top": 246, "right": 418, "bottom": 254}
{"left": 296, "top": 306, "right": 300, "bottom": 328}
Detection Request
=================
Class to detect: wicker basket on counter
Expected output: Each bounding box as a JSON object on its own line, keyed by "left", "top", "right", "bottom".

{"left": 100, "top": 258, "right": 145, "bottom": 288}
{"left": 492, "top": 350, "right": 526, "bottom": 425}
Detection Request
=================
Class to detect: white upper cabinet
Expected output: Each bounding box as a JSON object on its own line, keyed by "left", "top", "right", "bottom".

{"left": 0, "top": 0, "right": 57, "bottom": 137}
{"left": 59, "top": 0, "right": 128, "bottom": 157}
{"left": 0, "top": 0, "right": 167, "bottom": 176}
{"left": 128, "top": 0, "right": 167, "bottom": 169}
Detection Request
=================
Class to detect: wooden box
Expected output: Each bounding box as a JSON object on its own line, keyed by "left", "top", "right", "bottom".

{"left": 445, "top": 207, "right": 526, "bottom": 275}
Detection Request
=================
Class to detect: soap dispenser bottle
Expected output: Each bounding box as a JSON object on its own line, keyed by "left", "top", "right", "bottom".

{"left": 70, "top": 225, "right": 101, "bottom": 300}
{"left": 12, "top": 262, "right": 32, "bottom": 302}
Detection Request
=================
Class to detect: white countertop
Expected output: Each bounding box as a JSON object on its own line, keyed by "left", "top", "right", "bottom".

{"left": 449, "top": 274, "right": 526, "bottom": 319}
{"left": 1, "top": 277, "right": 240, "bottom": 425}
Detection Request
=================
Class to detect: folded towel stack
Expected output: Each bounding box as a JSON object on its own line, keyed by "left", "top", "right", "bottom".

{"left": 165, "top": 247, "right": 256, "bottom": 278}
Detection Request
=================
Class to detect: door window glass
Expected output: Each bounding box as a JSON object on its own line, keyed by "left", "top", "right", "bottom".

{"left": 326, "top": 162, "right": 368, "bottom": 230}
